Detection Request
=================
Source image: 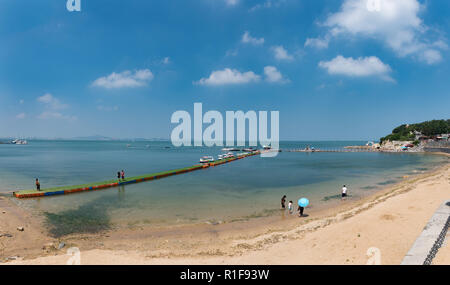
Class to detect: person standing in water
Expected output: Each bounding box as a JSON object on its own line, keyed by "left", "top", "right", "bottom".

{"left": 288, "top": 201, "right": 293, "bottom": 214}
{"left": 35, "top": 178, "right": 40, "bottom": 191}
{"left": 342, "top": 185, "right": 348, "bottom": 200}
{"left": 281, "top": 195, "right": 287, "bottom": 209}
{"left": 121, "top": 170, "right": 125, "bottom": 181}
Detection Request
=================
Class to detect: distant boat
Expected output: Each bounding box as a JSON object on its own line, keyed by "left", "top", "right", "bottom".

{"left": 262, "top": 145, "right": 271, "bottom": 150}
{"left": 222, "top": 147, "right": 240, "bottom": 151}
{"left": 199, "top": 156, "right": 214, "bottom": 163}
{"left": 11, "top": 139, "right": 28, "bottom": 145}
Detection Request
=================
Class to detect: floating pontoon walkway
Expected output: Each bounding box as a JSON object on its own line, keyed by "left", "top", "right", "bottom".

{"left": 13, "top": 151, "right": 260, "bottom": 199}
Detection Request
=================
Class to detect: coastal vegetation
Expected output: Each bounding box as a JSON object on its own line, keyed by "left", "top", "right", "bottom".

{"left": 380, "top": 119, "right": 450, "bottom": 143}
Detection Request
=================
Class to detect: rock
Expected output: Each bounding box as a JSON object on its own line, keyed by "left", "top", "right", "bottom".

{"left": 58, "top": 242, "right": 65, "bottom": 250}
{"left": 17, "top": 227, "right": 24, "bottom": 232}
{"left": 0, "top": 233, "right": 13, "bottom": 238}
{"left": 2, "top": 211, "right": 5, "bottom": 214}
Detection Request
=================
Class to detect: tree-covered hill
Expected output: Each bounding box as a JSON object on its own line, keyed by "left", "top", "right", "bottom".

{"left": 380, "top": 119, "right": 450, "bottom": 143}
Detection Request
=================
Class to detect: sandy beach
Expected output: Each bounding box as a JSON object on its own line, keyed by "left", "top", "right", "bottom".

{"left": 1, "top": 154, "right": 448, "bottom": 265}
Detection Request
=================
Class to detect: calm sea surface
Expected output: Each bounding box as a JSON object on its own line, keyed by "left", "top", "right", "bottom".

{"left": 0, "top": 140, "right": 446, "bottom": 236}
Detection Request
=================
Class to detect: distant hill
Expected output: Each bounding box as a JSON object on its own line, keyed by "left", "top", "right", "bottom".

{"left": 380, "top": 119, "right": 450, "bottom": 143}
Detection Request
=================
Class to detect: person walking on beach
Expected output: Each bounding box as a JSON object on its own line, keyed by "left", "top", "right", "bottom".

{"left": 117, "top": 171, "right": 121, "bottom": 182}
{"left": 281, "top": 195, "right": 286, "bottom": 209}
{"left": 341, "top": 185, "right": 348, "bottom": 200}
{"left": 35, "top": 178, "right": 40, "bottom": 191}
{"left": 297, "top": 205, "right": 304, "bottom": 217}
{"left": 121, "top": 170, "right": 125, "bottom": 181}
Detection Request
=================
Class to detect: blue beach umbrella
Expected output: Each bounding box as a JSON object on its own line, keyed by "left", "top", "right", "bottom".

{"left": 298, "top": 198, "right": 309, "bottom": 207}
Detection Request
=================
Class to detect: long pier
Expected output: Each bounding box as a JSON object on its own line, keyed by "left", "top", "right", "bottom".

{"left": 13, "top": 151, "right": 260, "bottom": 199}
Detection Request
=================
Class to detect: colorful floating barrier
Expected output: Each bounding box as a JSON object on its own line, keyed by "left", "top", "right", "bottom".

{"left": 13, "top": 150, "right": 260, "bottom": 199}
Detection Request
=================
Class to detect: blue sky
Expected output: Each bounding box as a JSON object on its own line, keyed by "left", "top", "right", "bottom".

{"left": 1, "top": 0, "right": 449, "bottom": 140}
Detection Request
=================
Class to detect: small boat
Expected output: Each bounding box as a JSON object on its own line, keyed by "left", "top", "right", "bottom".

{"left": 262, "top": 145, "right": 271, "bottom": 150}
{"left": 226, "top": 152, "right": 235, "bottom": 158}
{"left": 199, "top": 156, "right": 215, "bottom": 163}
{"left": 218, "top": 154, "right": 225, "bottom": 160}
{"left": 243, "top": 148, "right": 257, "bottom": 152}
{"left": 222, "top": 147, "right": 240, "bottom": 151}
{"left": 11, "top": 139, "right": 28, "bottom": 145}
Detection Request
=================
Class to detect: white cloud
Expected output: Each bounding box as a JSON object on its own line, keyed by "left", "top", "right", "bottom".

{"left": 225, "top": 0, "right": 239, "bottom": 6}
{"left": 420, "top": 49, "right": 442, "bottom": 65}
{"left": 38, "top": 111, "right": 77, "bottom": 121}
{"left": 304, "top": 36, "right": 330, "bottom": 49}
{"left": 37, "top": 93, "right": 68, "bottom": 110}
{"left": 92, "top": 69, "right": 154, "bottom": 89}
{"left": 264, "top": 66, "right": 289, "bottom": 83}
{"left": 242, "top": 31, "right": 264, "bottom": 45}
{"left": 313, "top": 0, "right": 446, "bottom": 64}
{"left": 318, "top": 55, "right": 394, "bottom": 82}
{"left": 16, "top": 113, "right": 26, "bottom": 119}
{"left": 195, "top": 68, "right": 260, "bottom": 86}
{"left": 272, "top": 45, "right": 294, "bottom": 61}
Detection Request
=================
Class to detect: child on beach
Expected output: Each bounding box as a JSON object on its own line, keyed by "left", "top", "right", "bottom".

{"left": 288, "top": 201, "right": 293, "bottom": 213}
{"left": 35, "top": 178, "right": 40, "bottom": 191}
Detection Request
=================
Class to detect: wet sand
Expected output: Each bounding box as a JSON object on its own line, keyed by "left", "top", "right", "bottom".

{"left": 2, "top": 155, "right": 449, "bottom": 265}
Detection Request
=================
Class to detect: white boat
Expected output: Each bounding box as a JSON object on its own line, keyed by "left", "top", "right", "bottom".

{"left": 225, "top": 152, "right": 235, "bottom": 158}
{"left": 199, "top": 156, "right": 214, "bottom": 163}
{"left": 11, "top": 139, "right": 28, "bottom": 145}
{"left": 218, "top": 154, "right": 225, "bottom": 160}
{"left": 263, "top": 145, "right": 271, "bottom": 150}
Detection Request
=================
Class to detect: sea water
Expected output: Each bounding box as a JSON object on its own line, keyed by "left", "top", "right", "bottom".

{"left": 0, "top": 140, "right": 447, "bottom": 236}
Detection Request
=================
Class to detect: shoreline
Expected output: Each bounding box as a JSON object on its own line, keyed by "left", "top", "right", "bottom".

{"left": 1, "top": 153, "right": 449, "bottom": 264}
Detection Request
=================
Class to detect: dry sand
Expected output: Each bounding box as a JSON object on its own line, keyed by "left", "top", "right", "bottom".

{"left": 3, "top": 157, "right": 449, "bottom": 265}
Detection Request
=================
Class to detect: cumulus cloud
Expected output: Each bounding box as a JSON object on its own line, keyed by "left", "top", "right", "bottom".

{"left": 318, "top": 55, "right": 394, "bottom": 82}
{"left": 242, "top": 31, "right": 265, "bottom": 45}
{"left": 195, "top": 68, "right": 261, "bottom": 86}
{"left": 37, "top": 93, "right": 76, "bottom": 121}
{"left": 309, "top": 0, "right": 447, "bottom": 64}
{"left": 37, "top": 93, "right": 68, "bottom": 110}
{"left": 304, "top": 36, "right": 330, "bottom": 49}
{"left": 92, "top": 69, "right": 154, "bottom": 89}
{"left": 272, "top": 45, "right": 294, "bottom": 61}
{"left": 264, "top": 66, "right": 289, "bottom": 83}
